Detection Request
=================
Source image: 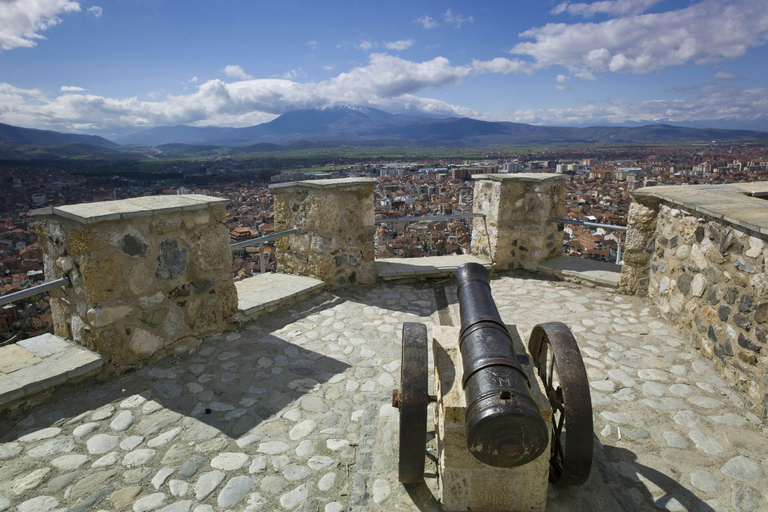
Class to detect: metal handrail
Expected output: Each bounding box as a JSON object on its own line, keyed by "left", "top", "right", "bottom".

{"left": 229, "top": 227, "right": 300, "bottom": 250}
{"left": 375, "top": 213, "right": 486, "bottom": 224}
{"left": 550, "top": 217, "right": 627, "bottom": 232}
{"left": 374, "top": 212, "right": 494, "bottom": 264}
{"left": 230, "top": 227, "right": 299, "bottom": 276}
{"left": 550, "top": 217, "right": 626, "bottom": 264}
{"left": 0, "top": 276, "right": 70, "bottom": 308}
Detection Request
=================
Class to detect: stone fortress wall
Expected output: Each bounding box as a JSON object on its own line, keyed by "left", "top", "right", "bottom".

{"left": 621, "top": 183, "right": 768, "bottom": 416}
{"left": 470, "top": 174, "right": 564, "bottom": 271}
{"left": 271, "top": 178, "right": 377, "bottom": 288}
{"left": 32, "top": 195, "right": 237, "bottom": 376}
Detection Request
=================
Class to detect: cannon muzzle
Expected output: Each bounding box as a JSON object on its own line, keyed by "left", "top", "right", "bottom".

{"left": 452, "top": 262, "right": 548, "bottom": 467}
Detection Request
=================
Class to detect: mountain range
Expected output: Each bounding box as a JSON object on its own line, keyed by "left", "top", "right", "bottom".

{"left": 1, "top": 106, "right": 768, "bottom": 159}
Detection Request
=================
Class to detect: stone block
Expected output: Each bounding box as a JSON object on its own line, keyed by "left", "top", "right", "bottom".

{"left": 433, "top": 325, "right": 550, "bottom": 512}
{"left": 32, "top": 195, "right": 234, "bottom": 376}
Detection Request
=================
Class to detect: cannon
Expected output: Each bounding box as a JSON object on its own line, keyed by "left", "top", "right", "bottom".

{"left": 392, "top": 262, "right": 593, "bottom": 488}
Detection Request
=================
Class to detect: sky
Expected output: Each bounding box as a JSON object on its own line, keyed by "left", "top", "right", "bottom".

{"left": 1, "top": 0, "right": 768, "bottom": 139}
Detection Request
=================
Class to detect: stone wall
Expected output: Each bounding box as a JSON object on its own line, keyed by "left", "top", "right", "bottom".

{"left": 471, "top": 174, "right": 565, "bottom": 271}
{"left": 33, "top": 195, "right": 237, "bottom": 376}
{"left": 620, "top": 183, "right": 768, "bottom": 416}
{"left": 271, "top": 178, "right": 376, "bottom": 288}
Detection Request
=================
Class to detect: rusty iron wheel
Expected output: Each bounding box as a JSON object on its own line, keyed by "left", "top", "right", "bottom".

{"left": 529, "top": 322, "right": 593, "bottom": 486}
{"left": 397, "top": 322, "right": 429, "bottom": 484}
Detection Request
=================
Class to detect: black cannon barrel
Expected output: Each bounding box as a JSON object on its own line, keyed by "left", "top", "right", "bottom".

{"left": 451, "top": 262, "right": 549, "bottom": 468}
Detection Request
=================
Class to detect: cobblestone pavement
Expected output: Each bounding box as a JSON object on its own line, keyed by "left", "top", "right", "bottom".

{"left": 0, "top": 274, "right": 766, "bottom": 512}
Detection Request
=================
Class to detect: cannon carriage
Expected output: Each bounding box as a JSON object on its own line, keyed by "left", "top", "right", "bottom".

{"left": 392, "top": 263, "right": 593, "bottom": 507}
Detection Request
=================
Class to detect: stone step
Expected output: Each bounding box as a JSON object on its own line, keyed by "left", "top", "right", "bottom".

{"left": 536, "top": 255, "right": 622, "bottom": 289}
{"left": 375, "top": 254, "right": 493, "bottom": 280}
{"left": 0, "top": 333, "right": 103, "bottom": 409}
{"left": 234, "top": 273, "right": 325, "bottom": 322}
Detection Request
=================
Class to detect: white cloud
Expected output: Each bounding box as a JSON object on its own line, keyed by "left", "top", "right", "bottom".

{"left": 384, "top": 39, "right": 413, "bottom": 51}
{"left": 714, "top": 70, "right": 739, "bottom": 80}
{"left": 556, "top": 74, "right": 568, "bottom": 83}
{"left": 223, "top": 65, "right": 252, "bottom": 80}
{"left": 471, "top": 57, "right": 531, "bottom": 75}
{"left": 187, "top": 76, "right": 199, "bottom": 84}
{"left": 415, "top": 15, "right": 439, "bottom": 29}
{"left": 0, "top": 54, "right": 483, "bottom": 131}
{"left": 61, "top": 86, "right": 85, "bottom": 92}
{"left": 510, "top": 0, "right": 768, "bottom": 75}
{"left": 87, "top": 5, "right": 102, "bottom": 18}
{"left": 443, "top": 9, "right": 473, "bottom": 28}
{"left": 556, "top": 84, "right": 571, "bottom": 90}
{"left": 0, "top": 0, "right": 81, "bottom": 51}
{"left": 355, "top": 40, "right": 375, "bottom": 51}
{"left": 552, "top": 0, "right": 662, "bottom": 17}
{"left": 272, "top": 68, "right": 306, "bottom": 80}
{"left": 322, "top": 65, "right": 335, "bottom": 71}
{"left": 481, "top": 82, "right": 768, "bottom": 126}
{"left": 307, "top": 40, "right": 318, "bottom": 49}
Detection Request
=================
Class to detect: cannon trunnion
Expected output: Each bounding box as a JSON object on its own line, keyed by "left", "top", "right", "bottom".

{"left": 392, "top": 262, "right": 593, "bottom": 489}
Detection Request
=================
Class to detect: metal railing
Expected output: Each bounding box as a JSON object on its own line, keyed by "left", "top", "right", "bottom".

{"left": 230, "top": 227, "right": 299, "bottom": 275}
{"left": 550, "top": 217, "right": 626, "bottom": 264}
{"left": 0, "top": 276, "right": 70, "bottom": 308}
{"left": 375, "top": 213, "right": 494, "bottom": 263}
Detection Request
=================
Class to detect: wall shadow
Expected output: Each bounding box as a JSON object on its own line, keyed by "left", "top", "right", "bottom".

{"left": 0, "top": 291, "right": 351, "bottom": 444}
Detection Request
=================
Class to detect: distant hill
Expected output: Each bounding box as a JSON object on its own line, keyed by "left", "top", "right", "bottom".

{"left": 116, "top": 105, "right": 768, "bottom": 148}
{"left": 0, "top": 123, "right": 118, "bottom": 148}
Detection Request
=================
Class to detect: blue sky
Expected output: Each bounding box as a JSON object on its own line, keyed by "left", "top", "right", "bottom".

{"left": 1, "top": 0, "right": 768, "bottom": 137}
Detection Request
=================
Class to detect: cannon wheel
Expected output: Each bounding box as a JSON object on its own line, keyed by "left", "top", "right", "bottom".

{"left": 529, "top": 322, "right": 593, "bottom": 486}
{"left": 396, "top": 322, "right": 429, "bottom": 484}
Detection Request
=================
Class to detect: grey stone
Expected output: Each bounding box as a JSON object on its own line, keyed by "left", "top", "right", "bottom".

{"left": 279, "top": 484, "right": 309, "bottom": 509}
{"left": 169, "top": 479, "right": 190, "bottom": 497}
{"left": 217, "top": 476, "right": 254, "bottom": 507}
{"left": 133, "top": 492, "right": 167, "bottom": 511}
{"left": 110, "top": 410, "right": 135, "bottom": 432}
{"left": 662, "top": 431, "right": 687, "bottom": 448}
{"left": 731, "top": 483, "right": 761, "bottom": 512}
{"left": 159, "top": 500, "right": 194, "bottom": 512}
{"left": 122, "top": 448, "right": 156, "bottom": 467}
{"left": 691, "top": 471, "right": 720, "bottom": 493}
{"left": 152, "top": 467, "right": 175, "bottom": 489}
{"left": 308, "top": 456, "right": 335, "bottom": 470}
{"left": 689, "top": 430, "right": 723, "bottom": 455}
{"left": 673, "top": 410, "right": 702, "bottom": 428}
{"left": 154, "top": 380, "right": 183, "bottom": 399}
{"left": 0, "top": 443, "right": 22, "bottom": 460}
{"left": 18, "top": 427, "right": 61, "bottom": 442}
{"left": 156, "top": 238, "right": 187, "bottom": 280}
{"left": 257, "top": 441, "right": 289, "bottom": 454}
{"left": 51, "top": 454, "right": 90, "bottom": 471}
{"left": 318, "top": 472, "right": 336, "bottom": 491}
{"left": 0, "top": 497, "right": 9, "bottom": 512}
{"left": 194, "top": 470, "right": 225, "bottom": 500}
{"left": 282, "top": 465, "right": 312, "bottom": 481}
{"left": 118, "top": 233, "right": 148, "bottom": 258}
{"left": 16, "top": 496, "right": 60, "bottom": 512}
{"left": 179, "top": 455, "right": 207, "bottom": 478}
{"left": 70, "top": 486, "right": 115, "bottom": 512}
{"left": 721, "top": 456, "right": 763, "bottom": 484}
{"left": 27, "top": 437, "right": 75, "bottom": 457}
{"left": 677, "top": 273, "right": 693, "bottom": 295}
{"left": 210, "top": 452, "right": 249, "bottom": 471}
{"left": 372, "top": 478, "right": 391, "bottom": 504}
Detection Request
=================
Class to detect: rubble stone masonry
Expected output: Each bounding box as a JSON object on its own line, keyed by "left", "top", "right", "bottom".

{"left": 471, "top": 174, "right": 565, "bottom": 271}
{"left": 271, "top": 178, "right": 377, "bottom": 288}
{"left": 621, "top": 183, "right": 768, "bottom": 416}
{"left": 32, "top": 195, "right": 237, "bottom": 376}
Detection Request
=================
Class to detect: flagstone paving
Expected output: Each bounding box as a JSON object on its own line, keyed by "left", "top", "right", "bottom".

{"left": 0, "top": 273, "right": 765, "bottom": 512}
